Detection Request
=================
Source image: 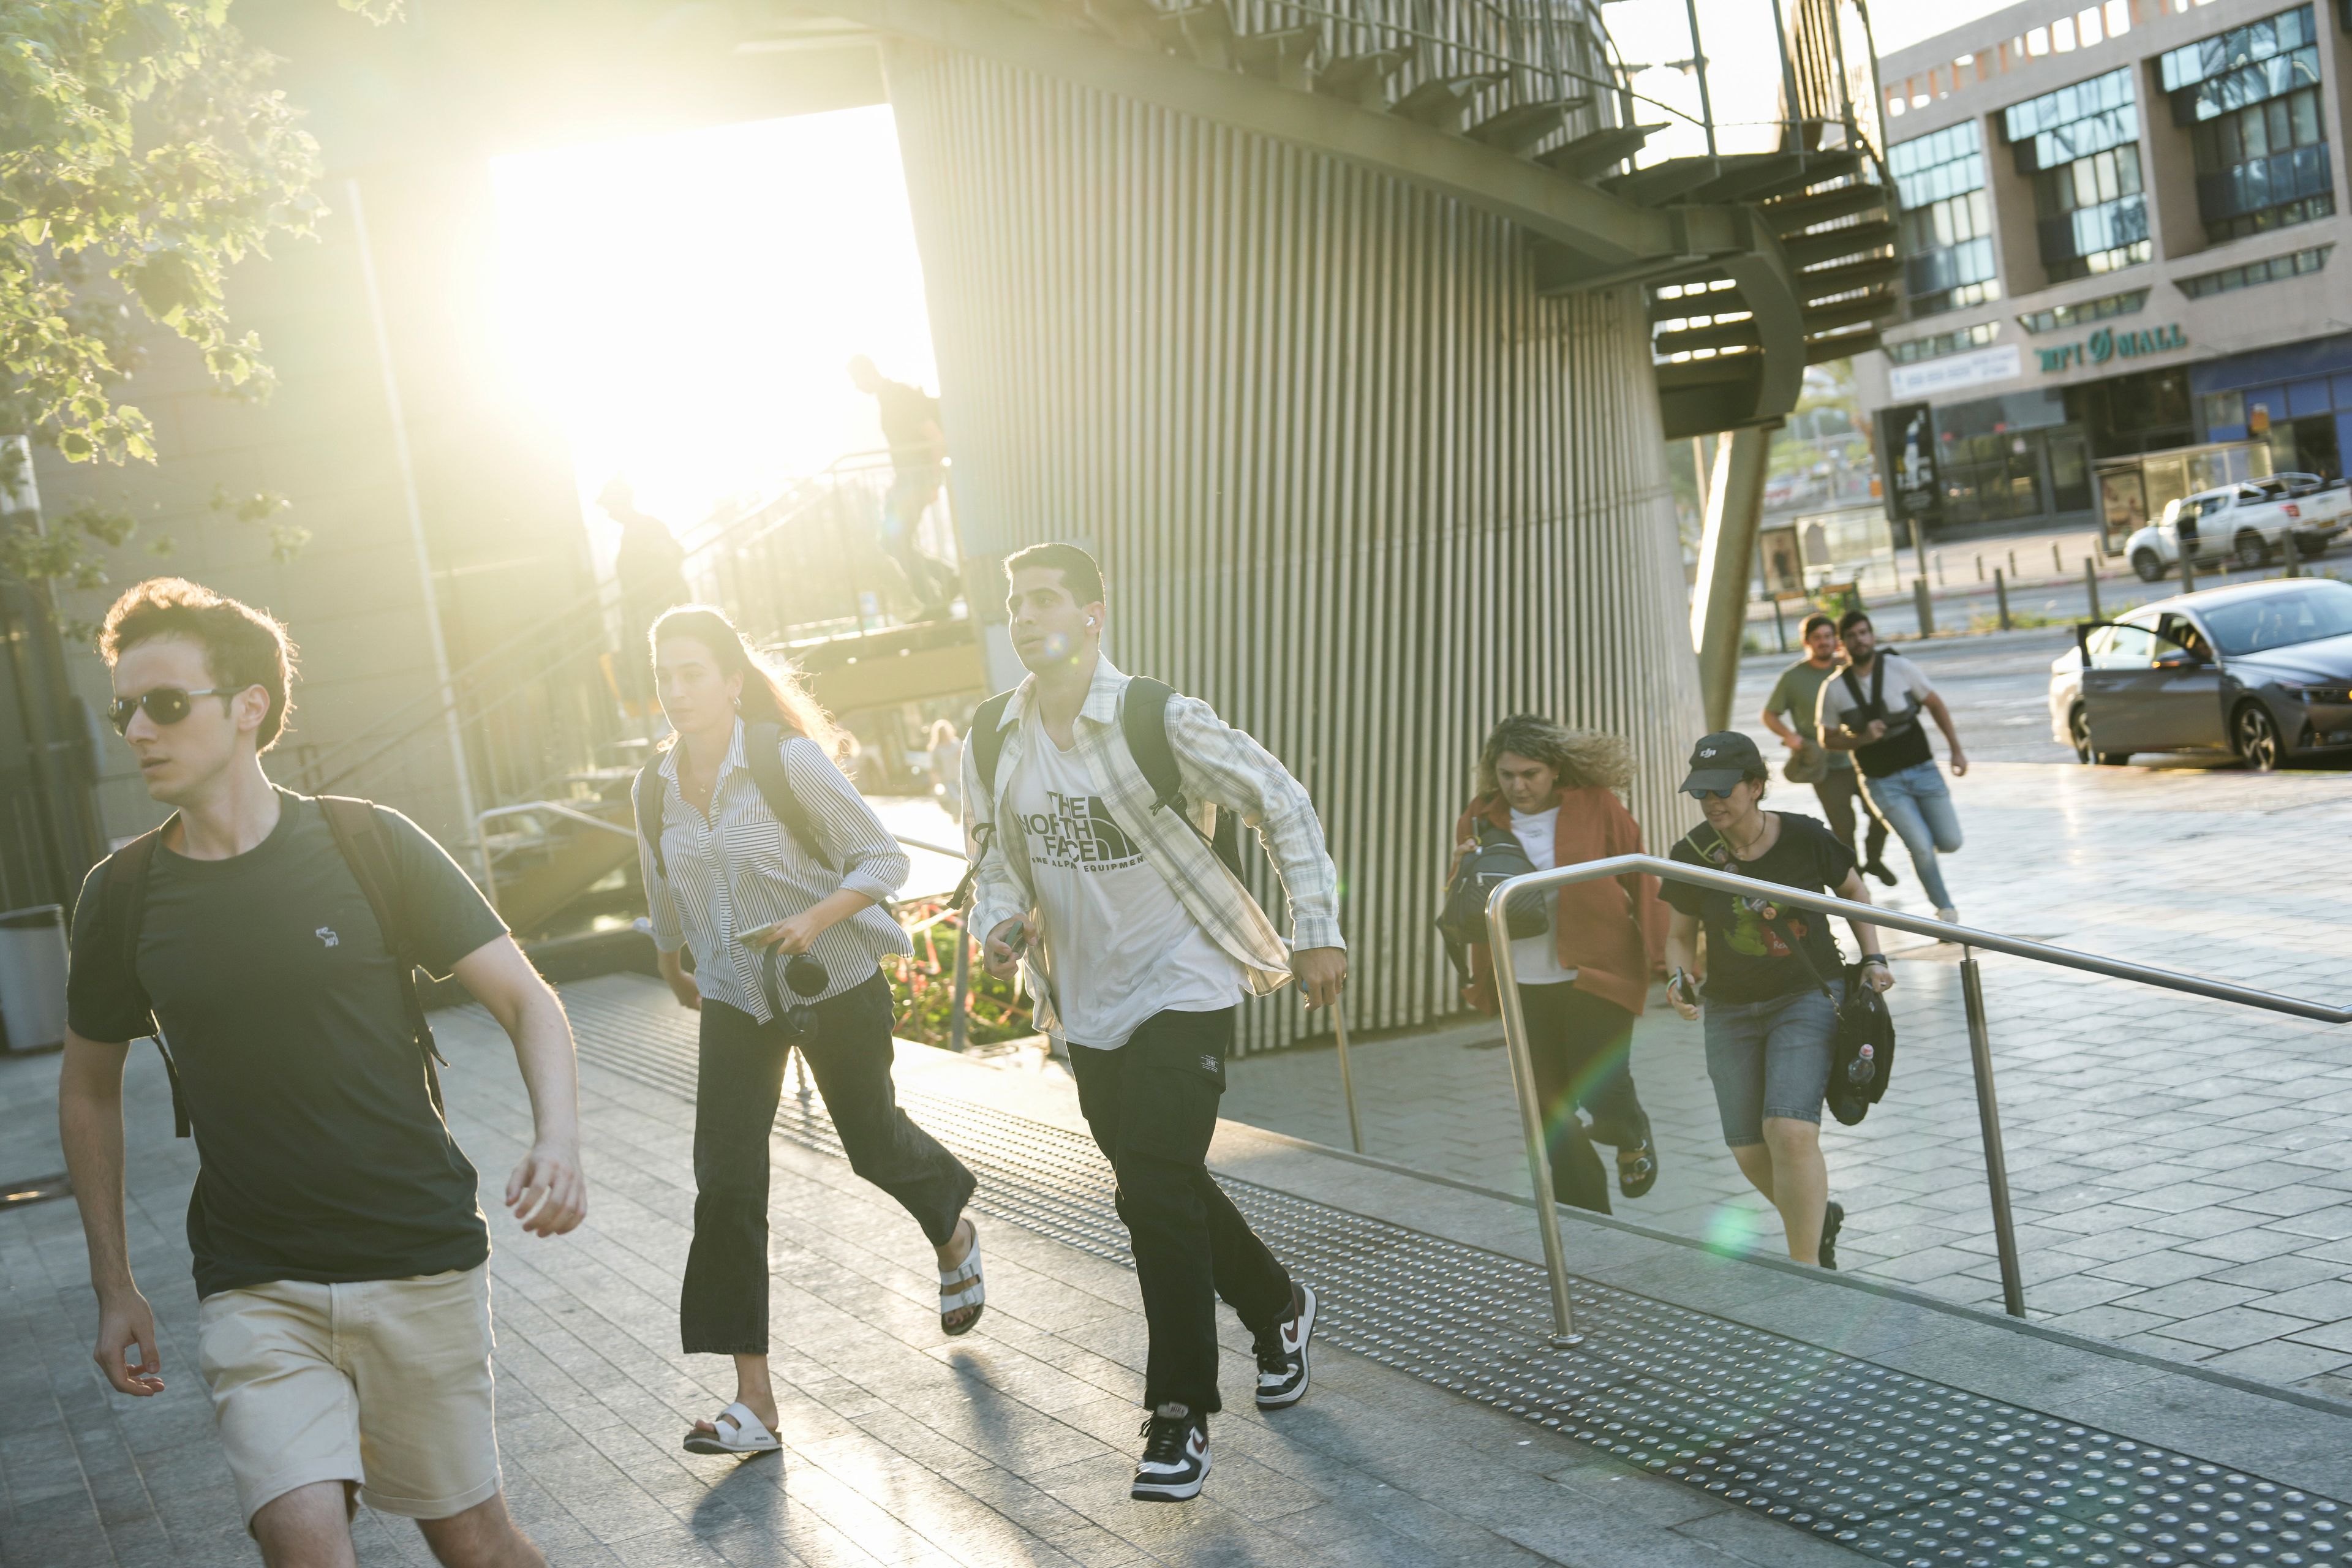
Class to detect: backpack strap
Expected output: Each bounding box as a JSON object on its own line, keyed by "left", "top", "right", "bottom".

{"left": 1680, "top": 822, "right": 1834, "bottom": 1000}
{"left": 1121, "top": 677, "right": 1245, "bottom": 878}
{"left": 633, "top": 760, "right": 668, "bottom": 883}
{"left": 742, "top": 722, "right": 836, "bottom": 873}
{"left": 951, "top": 690, "right": 1017, "bottom": 911}
{"left": 94, "top": 826, "right": 190, "bottom": 1136}
{"left": 317, "top": 796, "right": 449, "bottom": 1115}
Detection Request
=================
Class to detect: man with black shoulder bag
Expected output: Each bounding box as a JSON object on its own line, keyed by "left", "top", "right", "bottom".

{"left": 1813, "top": 610, "right": 1970, "bottom": 924}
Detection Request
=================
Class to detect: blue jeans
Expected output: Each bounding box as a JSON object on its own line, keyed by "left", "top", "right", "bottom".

{"left": 1860, "top": 760, "right": 1961, "bottom": 909}
{"left": 1702, "top": 986, "right": 1839, "bottom": 1147}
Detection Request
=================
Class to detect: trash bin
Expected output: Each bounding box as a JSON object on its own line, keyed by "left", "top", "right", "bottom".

{"left": 0, "top": 905, "right": 69, "bottom": 1055}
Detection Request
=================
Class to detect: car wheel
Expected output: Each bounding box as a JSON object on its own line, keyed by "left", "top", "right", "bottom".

{"left": 2068, "top": 704, "right": 2129, "bottom": 765}
{"left": 2132, "top": 549, "right": 2165, "bottom": 582}
{"left": 2234, "top": 530, "right": 2272, "bottom": 570}
{"left": 2234, "top": 703, "right": 2282, "bottom": 772}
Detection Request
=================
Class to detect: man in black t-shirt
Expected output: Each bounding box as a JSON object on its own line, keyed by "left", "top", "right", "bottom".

{"left": 848, "top": 353, "right": 960, "bottom": 619}
{"left": 57, "top": 579, "right": 588, "bottom": 1567}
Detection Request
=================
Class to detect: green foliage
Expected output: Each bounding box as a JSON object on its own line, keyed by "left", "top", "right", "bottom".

{"left": 886, "top": 902, "right": 1036, "bottom": 1050}
{"left": 1, "top": 0, "right": 394, "bottom": 469}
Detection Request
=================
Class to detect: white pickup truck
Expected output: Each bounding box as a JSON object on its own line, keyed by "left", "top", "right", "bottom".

{"left": 2125, "top": 473, "right": 2352, "bottom": 581}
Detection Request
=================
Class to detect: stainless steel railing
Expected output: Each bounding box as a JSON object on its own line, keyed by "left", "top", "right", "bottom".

{"left": 1484, "top": 854, "right": 2352, "bottom": 1343}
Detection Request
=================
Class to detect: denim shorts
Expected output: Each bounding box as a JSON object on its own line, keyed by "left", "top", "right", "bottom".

{"left": 1702, "top": 985, "right": 1839, "bottom": 1147}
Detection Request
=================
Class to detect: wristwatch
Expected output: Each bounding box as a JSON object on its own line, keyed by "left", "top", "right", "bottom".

{"left": 1860, "top": 953, "right": 1888, "bottom": 967}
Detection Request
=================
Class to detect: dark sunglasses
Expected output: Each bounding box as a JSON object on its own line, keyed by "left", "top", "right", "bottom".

{"left": 760, "top": 951, "right": 830, "bottom": 1040}
{"left": 108, "top": 687, "right": 237, "bottom": 736}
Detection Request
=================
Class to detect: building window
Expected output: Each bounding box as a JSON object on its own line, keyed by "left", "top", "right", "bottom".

{"left": 1885, "top": 321, "right": 2001, "bottom": 364}
{"left": 2176, "top": 242, "right": 2332, "bottom": 296}
{"left": 2016, "top": 288, "right": 2149, "bottom": 333}
{"left": 2002, "top": 67, "right": 2149, "bottom": 283}
{"left": 2162, "top": 7, "right": 2330, "bottom": 243}
{"left": 1890, "top": 123, "right": 2000, "bottom": 317}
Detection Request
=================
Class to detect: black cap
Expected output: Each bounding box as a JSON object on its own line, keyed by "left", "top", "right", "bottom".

{"left": 1679, "top": 731, "right": 1764, "bottom": 796}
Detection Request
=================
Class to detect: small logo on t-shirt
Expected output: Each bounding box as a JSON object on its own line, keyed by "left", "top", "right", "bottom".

{"left": 315, "top": 927, "right": 339, "bottom": 948}
{"left": 1198, "top": 1054, "right": 1219, "bottom": 1075}
{"left": 1023, "top": 790, "right": 1144, "bottom": 872}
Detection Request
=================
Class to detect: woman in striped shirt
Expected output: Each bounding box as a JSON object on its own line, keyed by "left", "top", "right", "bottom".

{"left": 638, "top": 607, "right": 980, "bottom": 1459}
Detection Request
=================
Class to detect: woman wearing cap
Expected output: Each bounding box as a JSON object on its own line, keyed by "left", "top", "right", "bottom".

{"left": 638, "top": 605, "right": 981, "bottom": 1458}
{"left": 1658, "top": 731, "right": 1894, "bottom": 1269}
{"left": 1450, "top": 716, "right": 1663, "bottom": 1214}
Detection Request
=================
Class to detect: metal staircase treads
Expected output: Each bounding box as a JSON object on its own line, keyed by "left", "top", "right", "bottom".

{"left": 1311, "top": 47, "right": 1414, "bottom": 110}
{"left": 1796, "top": 255, "right": 1903, "bottom": 301}
{"left": 1679, "top": 151, "right": 1811, "bottom": 205}
{"left": 1233, "top": 25, "right": 1317, "bottom": 90}
{"left": 1466, "top": 98, "right": 1585, "bottom": 157}
{"left": 1537, "top": 122, "right": 1665, "bottom": 181}
{"left": 1779, "top": 218, "right": 1897, "bottom": 270}
{"left": 1602, "top": 156, "right": 1724, "bottom": 208}
{"left": 1766, "top": 183, "right": 1891, "bottom": 236}
{"left": 1388, "top": 69, "right": 1507, "bottom": 132}
{"left": 1653, "top": 317, "right": 1763, "bottom": 357}
{"left": 1807, "top": 326, "right": 1882, "bottom": 365}
{"left": 1648, "top": 285, "right": 1744, "bottom": 323}
{"left": 1800, "top": 289, "right": 1899, "bottom": 336}
{"left": 1156, "top": 2, "right": 1235, "bottom": 67}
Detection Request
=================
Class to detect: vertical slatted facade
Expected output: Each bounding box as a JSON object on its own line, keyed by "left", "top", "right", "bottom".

{"left": 888, "top": 45, "right": 1705, "bottom": 1052}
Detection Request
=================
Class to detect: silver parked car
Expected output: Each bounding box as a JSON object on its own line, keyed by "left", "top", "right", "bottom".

{"left": 2048, "top": 577, "right": 2352, "bottom": 769}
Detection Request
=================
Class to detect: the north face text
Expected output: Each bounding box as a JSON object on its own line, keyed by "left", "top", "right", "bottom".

{"left": 1023, "top": 790, "right": 1144, "bottom": 872}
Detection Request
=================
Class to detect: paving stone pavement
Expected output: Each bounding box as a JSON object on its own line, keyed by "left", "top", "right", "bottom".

{"left": 1, "top": 1006, "right": 1879, "bottom": 1568}
{"left": 1223, "top": 735, "right": 2352, "bottom": 1404}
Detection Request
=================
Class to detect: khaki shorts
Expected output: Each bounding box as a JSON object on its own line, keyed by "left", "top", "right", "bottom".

{"left": 195, "top": 1264, "right": 501, "bottom": 1525}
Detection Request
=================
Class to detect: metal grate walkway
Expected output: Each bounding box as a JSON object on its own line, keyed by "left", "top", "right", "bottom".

{"left": 557, "top": 990, "right": 2350, "bottom": 1568}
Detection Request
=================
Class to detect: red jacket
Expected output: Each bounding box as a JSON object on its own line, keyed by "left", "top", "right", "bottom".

{"left": 1453, "top": 786, "right": 1664, "bottom": 1018}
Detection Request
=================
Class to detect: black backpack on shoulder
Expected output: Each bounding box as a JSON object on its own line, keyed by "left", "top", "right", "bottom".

{"left": 952, "top": 677, "right": 1245, "bottom": 907}
{"left": 1434, "top": 818, "right": 1549, "bottom": 987}
{"left": 90, "top": 795, "right": 446, "bottom": 1137}
{"left": 633, "top": 720, "right": 835, "bottom": 883}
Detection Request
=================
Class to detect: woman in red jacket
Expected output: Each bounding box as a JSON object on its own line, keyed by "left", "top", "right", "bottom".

{"left": 1454, "top": 715, "right": 1662, "bottom": 1214}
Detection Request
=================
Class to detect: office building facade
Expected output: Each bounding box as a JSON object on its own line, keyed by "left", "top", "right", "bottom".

{"left": 1863, "top": 0, "right": 2352, "bottom": 537}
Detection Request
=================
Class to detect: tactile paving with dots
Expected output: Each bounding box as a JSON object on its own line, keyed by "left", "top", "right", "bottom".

{"left": 562, "top": 997, "right": 2352, "bottom": 1568}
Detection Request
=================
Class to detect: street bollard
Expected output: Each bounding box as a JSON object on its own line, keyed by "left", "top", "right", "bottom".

{"left": 2286, "top": 537, "right": 2304, "bottom": 578}
{"left": 2008, "top": 548, "right": 2018, "bottom": 578}
{"left": 1936, "top": 553, "right": 1945, "bottom": 586}
{"left": 1913, "top": 576, "right": 1935, "bottom": 638}
{"left": 1994, "top": 567, "right": 2011, "bottom": 630}
{"left": 2052, "top": 540, "right": 2063, "bottom": 572}
{"left": 1975, "top": 554, "right": 1985, "bottom": 581}
{"left": 2084, "top": 556, "right": 2101, "bottom": 622}
{"left": 2181, "top": 547, "right": 2198, "bottom": 597}
{"left": 1772, "top": 595, "right": 1788, "bottom": 653}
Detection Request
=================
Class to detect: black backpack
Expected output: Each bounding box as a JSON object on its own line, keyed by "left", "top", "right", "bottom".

{"left": 634, "top": 721, "right": 835, "bottom": 883}
{"left": 89, "top": 794, "right": 445, "bottom": 1137}
{"left": 1435, "top": 818, "right": 1549, "bottom": 987}
{"left": 952, "top": 677, "right": 1245, "bottom": 907}
{"left": 1680, "top": 823, "right": 1896, "bottom": 1124}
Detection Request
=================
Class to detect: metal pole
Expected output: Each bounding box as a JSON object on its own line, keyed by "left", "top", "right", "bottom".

{"left": 1766, "top": 0, "right": 1804, "bottom": 149}
{"left": 949, "top": 918, "right": 972, "bottom": 1054}
{"left": 1994, "top": 568, "right": 2011, "bottom": 630}
{"left": 1912, "top": 576, "right": 1935, "bottom": 638}
{"left": 2180, "top": 538, "right": 2198, "bottom": 596}
{"left": 2084, "top": 556, "right": 2101, "bottom": 622}
{"left": 347, "top": 178, "right": 485, "bottom": 875}
{"left": 1961, "top": 951, "right": 2027, "bottom": 1318}
{"left": 1682, "top": 0, "right": 1718, "bottom": 156}
{"left": 1484, "top": 888, "right": 1580, "bottom": 1345}
{"left": 1331, "top": 1003, "right": 1365, "bottom": 1155}
{"left": 2286, "top": 534, "right": 2304, "bottom": 578}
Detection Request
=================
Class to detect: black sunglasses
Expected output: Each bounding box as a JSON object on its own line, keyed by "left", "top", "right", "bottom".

{"left": 108, "top": 687, "right": 238, "bottom": 736}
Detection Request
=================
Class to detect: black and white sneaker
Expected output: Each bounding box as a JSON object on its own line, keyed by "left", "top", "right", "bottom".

{"left": 1130, "top": 1406, "right": 1210, "bottom": 1502}
{"left": 1253, "top": 1282, "right": 1317, "bottom": 1410}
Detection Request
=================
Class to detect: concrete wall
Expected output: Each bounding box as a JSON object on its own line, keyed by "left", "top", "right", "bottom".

{"left": 886, "top": 43, "right": 1705, "bottom": 1052}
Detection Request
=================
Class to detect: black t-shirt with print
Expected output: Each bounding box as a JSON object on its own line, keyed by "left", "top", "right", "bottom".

{"left": 67, "top": 793, "right": 508, "bottom": 1298}
{"left": 1660, "top": 812, "right": 1856, "bottom": 1004}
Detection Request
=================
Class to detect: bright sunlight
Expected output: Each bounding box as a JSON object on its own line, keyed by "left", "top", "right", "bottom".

{"left": 490, "top": 106, "right": 937, "bottom": 556}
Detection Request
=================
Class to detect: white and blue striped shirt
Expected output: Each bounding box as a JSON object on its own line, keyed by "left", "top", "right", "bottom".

{"left": 640, "top": 721, "right": 912, "bottom": 1018}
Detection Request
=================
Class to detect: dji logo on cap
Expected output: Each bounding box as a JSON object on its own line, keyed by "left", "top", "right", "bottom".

{"left": 1700, "top": 747, "right": 1717, "bottom": 758}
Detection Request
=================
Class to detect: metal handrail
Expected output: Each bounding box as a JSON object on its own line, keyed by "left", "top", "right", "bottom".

{"left": 1484, "top": 854, "right": 2352, "bottom": 1343}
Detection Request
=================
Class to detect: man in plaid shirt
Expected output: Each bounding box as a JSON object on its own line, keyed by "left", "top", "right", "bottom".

{"left": 963, "top": 542, "right": 1344, "bottom": 1503}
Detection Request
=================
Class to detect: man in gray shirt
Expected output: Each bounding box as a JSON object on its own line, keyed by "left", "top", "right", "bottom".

{"left": 1760, "top": 612, "right": 1893, "bottom": 884}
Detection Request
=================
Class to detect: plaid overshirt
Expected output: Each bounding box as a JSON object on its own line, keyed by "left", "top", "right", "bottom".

{"left": 961, "top": 658, "right": 1344, "bottom": 1035}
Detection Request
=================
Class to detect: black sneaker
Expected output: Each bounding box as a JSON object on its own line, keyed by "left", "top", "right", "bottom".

{"left": 1819, "top": 1200, "right": 1845, "bottom": 1271}
{"left": 1253, "top": 1283, "right": 1317, "bottom": 1410}
{"left": 1130, "top": 1406, "right": 1210, "bottom": 1502}
{"left": 1864, "top": 858, "right": 1898, "bottom": 888}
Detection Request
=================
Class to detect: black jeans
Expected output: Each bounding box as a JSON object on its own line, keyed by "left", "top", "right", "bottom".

{"left": 1068, "top": 1008, "right": 1293, "bottom": 1415}
{"left": 1520, "top": 983, "right": 1651, "bottom": 1217}
{"left": 681, "top": 973, "right": 976, "bottom": 1355}
{"left": 1813, "top": 768, "right": 1890, "bottom": 869}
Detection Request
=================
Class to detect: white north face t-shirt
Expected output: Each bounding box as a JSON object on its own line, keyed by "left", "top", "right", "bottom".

{"left": 1008, "top": 712, "right": 1246, "bottom": 1049}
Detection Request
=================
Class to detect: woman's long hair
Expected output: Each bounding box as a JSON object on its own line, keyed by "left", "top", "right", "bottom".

{"left": 1474, "top": 714, "right": 1633, "bottom": 798}
{"left": 649, "top": 605, "right": 848, "bottom": 761}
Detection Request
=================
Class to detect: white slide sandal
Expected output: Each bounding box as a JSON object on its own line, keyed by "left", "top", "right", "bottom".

{"left": 682, "top": 1401, "right": 782, "bottom": 1457}
{"left": 939, "top": 1220, "right": 986, "bottom": 1337}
